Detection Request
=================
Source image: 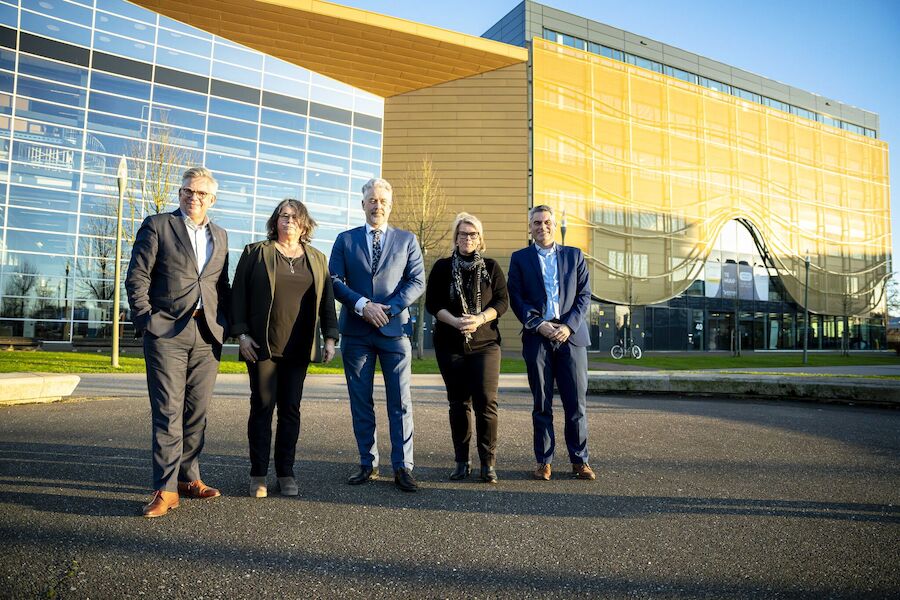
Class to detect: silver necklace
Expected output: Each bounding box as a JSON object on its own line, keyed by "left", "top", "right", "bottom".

{"left": 276, "top": 242, "right": 302, "bottom": 274}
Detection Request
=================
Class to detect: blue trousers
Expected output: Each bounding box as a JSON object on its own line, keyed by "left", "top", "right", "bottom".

{"left": 341, "top": 333, "right": 414, "bottom": 470}
{"left": 522, "top": 333, "right": 589, "bottom": 464}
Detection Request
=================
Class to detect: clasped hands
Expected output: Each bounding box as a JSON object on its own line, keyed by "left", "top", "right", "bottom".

{"left": 362, "top": 301, "right": 392, "bottom": 327}
{"left": 537, "top": 321, "right": 571, "bottom": 343}
{"left": 239, "top": 335, "right": 336, "bottom": 363}
{"left": 454, "top": 313, "right": 484, "bottom": 335}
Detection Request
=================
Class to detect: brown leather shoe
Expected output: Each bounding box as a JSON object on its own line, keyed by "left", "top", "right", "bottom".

{"left": 142, "top": 490, "right": 179, "bottom": 518}
{"left": 572, "top": 463, "right": 596, "bottom": 480}
{"left": 177, "top": 479, "right": 221, "bottom": 499}
{"left": 533, "top": 463, "right": 551, "bottom": 480}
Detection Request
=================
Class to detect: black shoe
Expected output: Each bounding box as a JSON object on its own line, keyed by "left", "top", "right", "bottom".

{"left": 348, "top": 465, "right": 379, "bottom": 485}
{"left": 480, "top": 465, "right": 498, "bottom": 484}
{"left": 394, "top": 468, "right": 418, "bottom": 492}
{"left": 449, "top": 462, "right": 471, "bottom": 480}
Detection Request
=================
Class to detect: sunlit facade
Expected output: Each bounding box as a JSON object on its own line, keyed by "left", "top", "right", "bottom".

{"left": 0, "top": 0, "right": 383, "bottom": 342}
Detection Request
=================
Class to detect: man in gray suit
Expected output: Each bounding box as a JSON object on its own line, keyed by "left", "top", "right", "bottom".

{"left": 329, "top": 177, "right": 425, "bottom": 492}
{"left": 126, "top": 166, "right": 231, "bottom": 517}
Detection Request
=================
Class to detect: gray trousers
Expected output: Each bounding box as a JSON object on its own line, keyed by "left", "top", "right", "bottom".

{"left": 143, "top": 317, "right": 220, "bottom": 491}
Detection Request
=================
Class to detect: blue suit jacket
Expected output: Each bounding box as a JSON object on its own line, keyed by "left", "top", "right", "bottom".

{"left": 329, "top": 224, "right": 426, "bottom": 338}
{"left": 507, "top": 243, "right": 591, "bottom": 347}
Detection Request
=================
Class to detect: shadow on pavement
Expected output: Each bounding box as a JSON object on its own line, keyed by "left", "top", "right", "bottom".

{"left": 2, "top": 441, "right": 897, "bottom": 525}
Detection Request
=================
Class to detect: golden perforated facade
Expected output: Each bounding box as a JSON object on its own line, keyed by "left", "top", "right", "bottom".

{"left": 533, "top": 38, "right": 891, "bottom": 317}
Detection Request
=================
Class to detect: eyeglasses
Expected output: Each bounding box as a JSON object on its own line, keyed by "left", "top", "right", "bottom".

{"left": 180, "top": 187, "right": 213, "bottom": 202}
{"left": 457, "top": 231, "right": 480, "bottom": 240}
{"left": 277, "top": 213, "right": 296, "bottom": 221}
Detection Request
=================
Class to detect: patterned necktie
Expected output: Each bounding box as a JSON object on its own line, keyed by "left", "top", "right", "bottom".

{"left": 371, "top": 229, "right": 382, "bottom": 272}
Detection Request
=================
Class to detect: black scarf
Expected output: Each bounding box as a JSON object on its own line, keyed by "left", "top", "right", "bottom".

{"left": 449, "top": 249, "right": 488, "bottom": 321}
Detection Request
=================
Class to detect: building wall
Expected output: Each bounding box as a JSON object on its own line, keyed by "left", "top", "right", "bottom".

{"left": 0, "top": 2, "right": 382, "bottom": 342}
{"left": 381, "top": 63, "right": 529, "bottom": 348}
{"left": 532, "top": 38, "right": 891, "bottom": 316}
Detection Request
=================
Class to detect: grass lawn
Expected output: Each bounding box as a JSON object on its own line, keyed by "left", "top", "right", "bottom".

{"left": 2, "top": 349, "right": 896, "bottom": 375}
{"left": 0, "top": 350, "right": 528, "bottom": 375}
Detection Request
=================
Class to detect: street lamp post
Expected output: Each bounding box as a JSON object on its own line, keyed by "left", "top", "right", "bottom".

{"left": 560, "top": 208, "right": 567, "bottom": 246}
{"left": 803, "top": 255, "right": 810, "bottom": 365}
{"left": 111, "top": 156, "right": 127, "bottom": 368}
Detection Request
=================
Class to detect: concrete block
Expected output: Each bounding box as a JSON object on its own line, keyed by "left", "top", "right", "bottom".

{"left": 586, "top": 372, "right": 900, "bottom": 406}
{"left": 0, "top": 373, "right": 81, "bottom": 405}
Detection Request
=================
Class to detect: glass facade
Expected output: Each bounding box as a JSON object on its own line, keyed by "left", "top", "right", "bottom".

{"left": 0, "top": 0, "right": 383, "bottom": 342}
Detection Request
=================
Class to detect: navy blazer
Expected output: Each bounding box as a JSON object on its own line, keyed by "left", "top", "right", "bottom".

{"left": 125, "top": 209, "right": 231, "bottom": 343}
{"left": 507, "top": 243, "right": 591, "bottom": 347}
{"left": 329, "top": 224, "right": 425, "bottom": 338}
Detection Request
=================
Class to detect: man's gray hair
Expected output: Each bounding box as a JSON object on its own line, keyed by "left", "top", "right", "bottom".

{"left": 361, "top": 177, "right": 392, "bottom": 200}
{"left": 182, "top": 167, "right": 218, "bottom": 195}
{"left": 528, "top": 204, "right": 555, "bottom": 222}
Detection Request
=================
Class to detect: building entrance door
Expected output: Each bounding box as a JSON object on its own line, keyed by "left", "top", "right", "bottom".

{"left": 708, "top": 311, "right": 733, "bottom": 351}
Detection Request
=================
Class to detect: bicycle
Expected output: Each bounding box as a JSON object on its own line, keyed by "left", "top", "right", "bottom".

{"left": 610, "top": 338, "right": 642, "bottom": 360}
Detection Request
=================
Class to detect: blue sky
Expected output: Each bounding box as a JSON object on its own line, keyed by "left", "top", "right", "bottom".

{"left": 338, "top": 0, "right": 899, "bottom": 274}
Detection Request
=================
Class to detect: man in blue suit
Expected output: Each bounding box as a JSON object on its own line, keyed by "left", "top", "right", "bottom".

{"left": 329, "top": 178, "right": 426, "bottom": 492}
{"left": 507, "top": 205, "right": 596, "bottom": 481}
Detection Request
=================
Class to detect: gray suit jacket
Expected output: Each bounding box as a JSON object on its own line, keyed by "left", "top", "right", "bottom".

{"left": 126, "top": 209, "right": 231, "bottom": 343}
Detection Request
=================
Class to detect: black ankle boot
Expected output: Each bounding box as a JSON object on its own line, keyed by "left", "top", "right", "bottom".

{"left": 480, "top": 465, "right": 498, "bottom": 484}
{"left": 449, "top": 462, "right": 471, "bottom": 480}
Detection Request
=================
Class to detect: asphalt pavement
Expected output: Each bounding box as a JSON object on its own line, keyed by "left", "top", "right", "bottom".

{"left": 1, "top": 375, "right": 898, "bottom": 598}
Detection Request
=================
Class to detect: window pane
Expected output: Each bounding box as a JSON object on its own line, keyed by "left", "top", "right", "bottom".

{"left": 19, "top": 55, "right": 88, "bottom": 87}
{"left": 90, "top": 91, "right": 148, "bottom": 119}
{"left": 261, "top": 108, "right": 306, "bottom": 131}
{"left": 95, "top": 11, "right": 156, "bottom": 43}
{"left": 91, "top": 72, "right": 151, "bottom": 100}
{"left": 155, "top": 48, "right": 211, "bottom": 75}
{"left": 259, "top": 125, "right": 304, "bottom": 148}
{"left": 210, "top": 97, "right": 259, "bottom": 122}
{"left": 308, "top": 135, "right": 349, "bottom": 157}
{"left": 152, "top": 85, "right": 207, "bottom": 111}
{"left": 157, "top": 28, "right": 212, "bottom": 56}
{"left": 23, "top": 0, "right": 92, "bottom": 26}
{"left": 21, "top": 11, "right": 91, "bottom": 46}
{"left": 8, "top": 184, "right": 79, "bottom": 211}
{"left": 258, "top": 143, "right": 303, "bottom": 166}
{"left": 207, "top": 115, "right": 257, "bottom": 140}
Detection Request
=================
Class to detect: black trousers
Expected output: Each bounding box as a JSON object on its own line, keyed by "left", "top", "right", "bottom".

{"left": 246, "top": 357, "right": 310, "bottom": 477}
{"left": 435, "top": 343, "right": 501, "bottom": 466}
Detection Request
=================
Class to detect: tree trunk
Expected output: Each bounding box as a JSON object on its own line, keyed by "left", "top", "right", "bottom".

{"left": 415, "top": 294, "right": 426, "bottom": 359}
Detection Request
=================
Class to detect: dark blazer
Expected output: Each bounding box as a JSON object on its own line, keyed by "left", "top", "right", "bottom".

{"left": 329, "top": 224, "right": 425, "bottom": 338}
{"left": 507, "top": 243, "right": 591, "bottom": 347}
{"left": 125, "top": 209, "right": 230, "bottom": 343}
{"left": 230, "top": 240, "right": 339, "bottom": 363}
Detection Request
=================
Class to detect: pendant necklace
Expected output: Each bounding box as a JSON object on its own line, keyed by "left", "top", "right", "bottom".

{"left": 277, "top": 242, "right": 301, "bottom": 274}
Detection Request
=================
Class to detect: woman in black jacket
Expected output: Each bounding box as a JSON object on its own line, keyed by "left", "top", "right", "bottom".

{"left": 231, "top": 199, "right": 338, "bottom": 498}
{"left": 425, "top": 212, "right": 508, "bottom": 483}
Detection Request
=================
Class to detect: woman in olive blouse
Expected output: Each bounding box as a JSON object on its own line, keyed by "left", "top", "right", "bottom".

{"left": 231, "top": 199, "right": 338, "bottom": 498}
{"left": 425, "top": 212, "right": 508, "bottom": 483}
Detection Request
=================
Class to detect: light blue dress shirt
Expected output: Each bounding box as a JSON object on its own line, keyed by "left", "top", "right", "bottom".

{"left": 536, "top": 243, "right": 560, "bottom": 321}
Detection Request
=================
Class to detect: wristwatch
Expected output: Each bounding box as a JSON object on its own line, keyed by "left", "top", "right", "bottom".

{"left": 238, "top": 334, "right": 248, "bottom": 341}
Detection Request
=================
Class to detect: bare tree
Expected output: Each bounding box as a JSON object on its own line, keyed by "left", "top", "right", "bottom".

{"left": 887, "top": 273, "right": 900, "bottom": 318}
{"left": 390, "top": 157, "right": 451, "bottom": 358}
{"left": 1, "top": 261, "right": 38, "bottom": 319}
{"left": 124, "top": 122, "right": 189, "bottom": 239}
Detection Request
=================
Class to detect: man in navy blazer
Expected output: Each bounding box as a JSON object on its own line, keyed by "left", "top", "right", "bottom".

{"left": 329, "top": 177, "right": 425, "bottom": 492}
{"left": 507, "top": 205, "right": 596, "bottom": 481}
